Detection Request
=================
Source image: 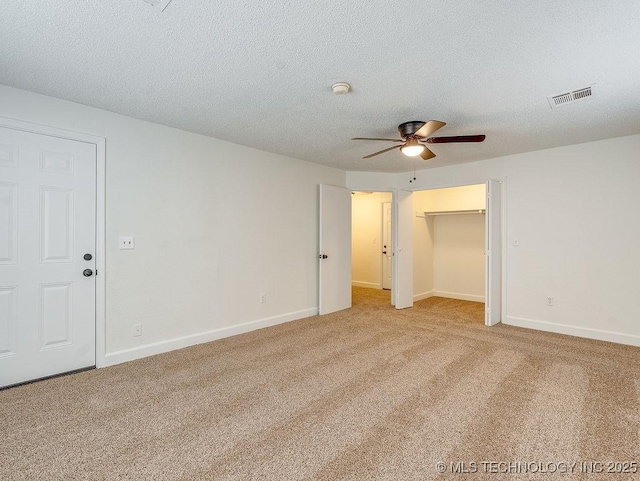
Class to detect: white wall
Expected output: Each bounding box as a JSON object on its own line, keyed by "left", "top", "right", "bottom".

{"left": 415, "top": 184, "right": 486, "bottom": 212}
{"left": 412, "top": 212, "right": 434, "bottom": 300}
{"left": 433, "top": 214, "right": 485, "bottom": 302}
{"left": 346, "top": 171, "right": 399, "bottom": 192}
{"left": 351, "top": 192, "right": 391, "bottom": 288}
{"left": 348, "top": 134, "right": 640, "bottom": 347}
{"left": 0, "top": 84, "right": 345, "bottom": 364}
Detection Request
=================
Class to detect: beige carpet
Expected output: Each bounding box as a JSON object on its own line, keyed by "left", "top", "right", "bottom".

{"left": 2, "top": 287, "right": 639, "bottom": 480}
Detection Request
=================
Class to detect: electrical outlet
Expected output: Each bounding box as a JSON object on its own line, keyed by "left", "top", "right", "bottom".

{"left": 133, "top": 323, "right": 142, "bottom": 337}
{"left": 119, "top": 236, "right": 135, "bottom": 250}
{"left": 260, "top": 293, "right": 267, "bottom": 304}
{"left": 546, "top": 296, "right": 554, "bottom": 306}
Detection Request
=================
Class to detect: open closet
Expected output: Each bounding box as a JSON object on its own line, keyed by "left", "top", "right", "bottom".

{"left": 413, "top": 184, "right": 487, "bottom": 304}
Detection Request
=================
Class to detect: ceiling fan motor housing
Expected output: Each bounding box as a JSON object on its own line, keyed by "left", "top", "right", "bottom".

{"left": 398, "top": 121, "right": 426, "bottom": 138}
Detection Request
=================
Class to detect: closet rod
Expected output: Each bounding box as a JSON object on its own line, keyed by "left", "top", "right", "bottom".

{"left": 422, "top": 209, "right": 485, "bottom": 216}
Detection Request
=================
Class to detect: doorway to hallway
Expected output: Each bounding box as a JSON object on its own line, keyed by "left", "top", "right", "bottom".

{"left": 351, "top": 191, "right": 393, "bottom": 299}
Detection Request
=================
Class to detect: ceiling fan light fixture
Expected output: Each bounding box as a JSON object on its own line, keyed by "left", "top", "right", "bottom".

{"left": 400, "top": 140, "right": 425, "bottom": 157}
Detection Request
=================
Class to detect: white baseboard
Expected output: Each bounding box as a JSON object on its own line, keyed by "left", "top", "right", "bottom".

{"left": 504, "top": 316, "right": 640, "bottom": 348}
{"left": 413, "top": 291, "right": 434, "bottom": 301}
{"left": 352, "top": 281, "right": 382, "bottom": 289}
{"left": 103, "top": 308, "right": 319, "bottom": 367}
{"left": 432, "top": 290, "right": 485, "bottom": 303}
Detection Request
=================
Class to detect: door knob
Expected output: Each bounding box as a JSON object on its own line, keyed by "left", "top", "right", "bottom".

{"left": 318, "top": 254, "right": 328, "bottom": 259}
{"left": 84, "top": 253, "right": 93, "bottom": 261}
{"left": 83, "top": 269, "right": 93, "bottom": 277}
{"left": 382, "top": 251, "right": 387, "bottom": 254}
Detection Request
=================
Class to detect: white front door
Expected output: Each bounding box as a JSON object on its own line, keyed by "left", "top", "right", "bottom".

{"left": 318, "top": 184, "right": 351, "bottom": 315}
{"left": 0, "top": 126, "right": 97, "bottom": 388}
{"left": 485, "top": 179, "right": 502, "bottom": 326}
{"left": 394, "top": 190, "right": 413, "bottom": 309}
{"left": 382, "top": 202, "right": 392, "bottom": 290}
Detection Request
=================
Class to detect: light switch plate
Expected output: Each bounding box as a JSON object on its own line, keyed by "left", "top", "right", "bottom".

{"left": 119, "top": 236, "right": 135, "bottom": 250}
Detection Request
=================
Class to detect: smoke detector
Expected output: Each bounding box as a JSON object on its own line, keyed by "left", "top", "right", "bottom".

{"left": 332, "top": 82, "right": 351, "bottom": 95}
{"left": 547, "top": 84, "right": 595, "bottom": 109}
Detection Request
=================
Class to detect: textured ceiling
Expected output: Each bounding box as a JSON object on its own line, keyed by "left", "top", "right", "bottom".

{"left": 1, "top": 1, "right": 639, "bottom": 173}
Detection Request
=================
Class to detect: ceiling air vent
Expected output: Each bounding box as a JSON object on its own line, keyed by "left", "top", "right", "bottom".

{"left": 547, "top": 85, "right": 595, "bottom": 109}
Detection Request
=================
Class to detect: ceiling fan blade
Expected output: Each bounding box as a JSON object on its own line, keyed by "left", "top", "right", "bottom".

{"left": 352, "top": 137, "right": 403, "bottom": 142}
{"left": 413, "top": 120, "right": 446, "bottom": 138}
{"left": 363, "top": 145, "right": 401, "bottom": 159}
{"left": 426, "top": 135, "right": 486, "bottom": 144}
{"left": 419, "top": 146, "right": 436, "bottom": 160}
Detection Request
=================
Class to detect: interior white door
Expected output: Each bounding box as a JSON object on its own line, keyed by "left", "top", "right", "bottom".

{"left": 318, "top": 184, "right": 352, "bottom": 315}
{"left": 382, "top": 202, "right": 392, "bottom": 290}
{"left": 0, "top": 126, "right": 96, "bottom": 388}
{"left": 394, "top": 190, "right": 413, "bottom": 309}
{"left": 485, "top": 179, "right": 502, "bottom": 326}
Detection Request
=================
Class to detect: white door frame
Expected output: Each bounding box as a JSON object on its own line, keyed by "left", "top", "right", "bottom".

{"left": 0, "top": 116, "right": 107, "bottom": 368}
{"left": 485, "top": 179, "right": 503, "bottom": 326}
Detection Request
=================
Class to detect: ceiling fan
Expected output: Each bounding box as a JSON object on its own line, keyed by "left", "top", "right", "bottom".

{"left": 352, "top": 120, "right": 485, "bottom": 160}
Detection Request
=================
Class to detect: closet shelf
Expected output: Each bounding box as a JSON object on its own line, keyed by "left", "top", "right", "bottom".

{"left": 421, "top": 209, "right": 485, "bottom": 216}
